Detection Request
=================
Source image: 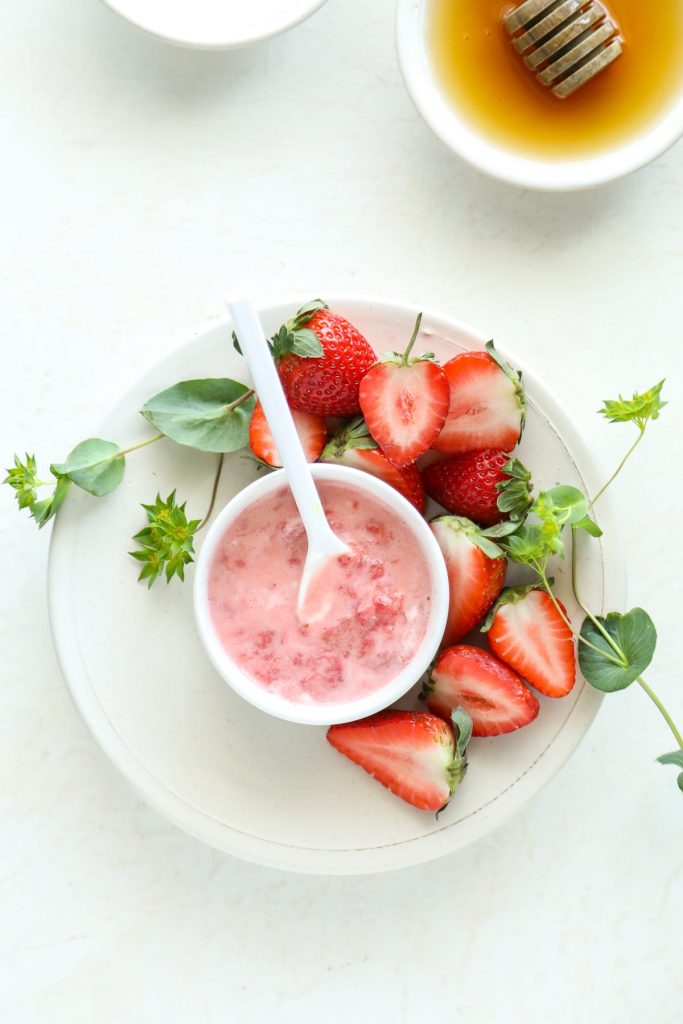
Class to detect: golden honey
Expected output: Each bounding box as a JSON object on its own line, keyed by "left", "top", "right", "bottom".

{"left": 429, "top": 0, "right": 683, "bottom": 157}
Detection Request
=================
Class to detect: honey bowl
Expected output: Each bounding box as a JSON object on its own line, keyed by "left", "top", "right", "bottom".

{"left": 396, "top": 0, "right": 683, "bottom": 190}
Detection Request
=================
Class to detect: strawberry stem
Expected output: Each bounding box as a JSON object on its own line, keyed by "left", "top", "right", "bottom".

{"left": 637, "top": 676, "right": 683, "bottom": 750}
{"left": 402, "top": 312, "right": 423, "bottom": 365}
{"left": 589, "top": 427, "right": 645, "bottom": 510}
{"left": 225, "top": 388, "right": 255, "bottom": 414}
{"left": 537, "top": 569, "right": 625, "bottom": 667}
{"left": 570, "top": 532, "right": 628, "bottom": 664}
{"left": 196, "top": 453, "right": 225, "bottom": 533}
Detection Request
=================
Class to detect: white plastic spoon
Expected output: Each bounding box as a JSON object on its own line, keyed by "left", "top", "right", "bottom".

{"left": 228, "top": 299, "right": 350, "bottom": 619}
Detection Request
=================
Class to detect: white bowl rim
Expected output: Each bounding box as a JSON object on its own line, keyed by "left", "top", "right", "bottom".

{"left": 100, "top": 0, "right": 331, "bottom": 50}
{"left": 193, "top": 462, "right": 450, "bottom": 726}
{"left": 395, "top": 0, "right": 683, "bottom": 191}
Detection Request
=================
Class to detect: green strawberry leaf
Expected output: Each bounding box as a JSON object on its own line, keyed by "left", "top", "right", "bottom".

{"left": 142, "top": 379, "right": 255, "bottom": 453}
{"left": 451, "top": 706, "right": 473, "bottom": 759}
{"left": 579, "top": 609, "right": 657, "bottom": 693}
{"left": 496, "top": 457, "right": 533, "bottom": 522}
{"left": 52, "top": 438, "right": 124, "bottom": 497}
{"left": 542, "top": 485, "right": 588, "bottom": 525}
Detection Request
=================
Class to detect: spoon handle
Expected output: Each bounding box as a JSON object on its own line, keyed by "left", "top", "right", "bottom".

{"left": 228, "top": 299, "right": 327, "bottom": 534}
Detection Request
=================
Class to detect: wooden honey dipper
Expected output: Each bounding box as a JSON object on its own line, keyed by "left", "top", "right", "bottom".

{"left": 504, "top": 0, "right": 623, "bottom": 98}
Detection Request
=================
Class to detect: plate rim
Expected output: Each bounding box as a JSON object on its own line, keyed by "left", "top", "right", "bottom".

{"left": 47, "top": 295, "right": 625, "bottom": 874}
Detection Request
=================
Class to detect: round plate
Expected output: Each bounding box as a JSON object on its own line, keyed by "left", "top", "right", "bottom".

{"left": 101, "top": 0, "right": 330, "bottom": 49}
{"left": 48, "top": 297, "right": 624, "bottom": 874}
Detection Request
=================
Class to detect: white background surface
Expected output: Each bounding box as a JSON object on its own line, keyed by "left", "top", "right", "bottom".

{"left": 1, "top": 0, "right": 682, "bottom": 1020}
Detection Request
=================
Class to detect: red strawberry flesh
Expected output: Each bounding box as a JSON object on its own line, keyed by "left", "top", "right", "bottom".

{"left": 434, "top": 349, "right": 524, "bottom": 454}
{"left": 430, "top": 516, "right": 506, "bottom": 647}
{"left": 327, "top": 710, "right": 464, "bottom": 811}
{"left": 488, "top": 589, "right": 576, "bottom": 698}
{"left": 249, "top": 400, "right": 327, "bottom": 467}
{"left": 428, "top": 646, "right": 540, "bottom": 737}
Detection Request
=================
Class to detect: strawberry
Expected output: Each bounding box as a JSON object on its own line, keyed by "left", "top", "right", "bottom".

{"left": 321, "top": 417, "right": 426, "bottom": 513}
{"left": 249, "top": 400, "right": 327, "bottom": 467}
{"left": 484, "top": 585, "right": 576, "bottom": 699}
{"left": 327, "top": 709, "right": 472, "bottom": 812}
{"left": 358, "top": 313, "right": 450, "bottom": 466}
{"left": 433, "top": 342, "right": 526, "bottom": 454}
{"left": 422, "top": 452, "right": 532, "bottom": 527}
{"left": 424, "top": 645, "right": 540, "bottom": 737}
{"left": 430, "top": 516, "right": 507, "bottom": 646}
{"left": 268, "top": 300, "right": 376, "bottom": 417}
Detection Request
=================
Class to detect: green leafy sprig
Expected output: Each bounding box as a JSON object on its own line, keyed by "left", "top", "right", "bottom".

{"left": 494, "top": 380, "right": 682, "bottom": 795}
{"left": 232, "top": 299, "right": 326, "bottom": 361}
{"left": 129, "top": 491, "right": 202, "bottom": 587}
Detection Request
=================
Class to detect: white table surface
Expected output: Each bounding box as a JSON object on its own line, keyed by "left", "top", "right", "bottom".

{"left": 1, "top": 0, "right": 682, "bottom": 1019}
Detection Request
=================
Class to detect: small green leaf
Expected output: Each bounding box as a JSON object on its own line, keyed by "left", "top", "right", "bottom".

{"left": 542, "top": 485, "right": 588, "bottom": 525}
{"left": 321, "top": 417, "right": 378, "bottom": 460}
{"left": 657, "top": 750, "right": 683, "bottom": 769}
{"left": 574, "top": 515, "right": 603, "bottom": 538}
{"left": 496, "top": 458, "right": 533, "bottom": 522}
{"left": 31, "top": 473, "right": 72, "bottom": 528}
{"left": 600, "top": 380, "right": 666, "bottom": 428}
{"left": 289, "top": 329, "right": 324, "bottom": 358}
{"left": 481, "top": 520, "right": 521, "bottom": 539}
{"left": 657, "top": 751, "right": 683, "bottom": 793}
{"left": 451, "top": 706, "right": 473, "bottom": 759}
{"left": 53, "top": 438, "right": 124, "bottom": 497}
{"left": 579, "top": 609, "right": 657, "bottom": 693}
{"left": 142, "top": 379, "right": 255, "bottom": 453}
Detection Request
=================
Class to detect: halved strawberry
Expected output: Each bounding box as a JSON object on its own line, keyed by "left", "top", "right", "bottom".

{"left": 425, "top": 645, "right": 540, "bottom": 737}
{"left": 266, "top": 301, "right": 376, "bottom": 417}
{"left": 321, "top": 417, "right": 426, "bottom": 513}
{"left": 327, "top": 709, "right": 471, "bottom": 812}
{"left": 433, "top": 342, "right": 525, "bottom": 454}
{"left": 484, "top": 585, "right": 576, "bottom": 698}
{"left": 423, "top": 452, "right": 532, "bottom": 527}
{"left": 358, "top": 313, "right": 450, "bottom": 467}
{"left": 431, "top": 516, "right": 507, "bottom": 646}
{"left": 249, "top": 400, "right": 327, "bottom": 467}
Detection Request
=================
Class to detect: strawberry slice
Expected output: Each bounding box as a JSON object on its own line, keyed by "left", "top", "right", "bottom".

{"left": 359, "top": 313, "right": 450, "bottom": 466}
{"left": 433, "top": 342, "right": 525, "bottom": 454}
{"left": 327, "top": 709, "right": 472, "bottom": 812}
{"left": 321, "top": 417, "right": 426, "bottom": 513}
{"left": 249, "top": 400, "right": 327, "bottom": 467}
{"left": 425, "top": 645, "right": 540, "bottom": 737}
{"left": 431, "top": 516, "right": 507, "bottom": 646}
{"left": 484, "top": 585, "right": 576, "bottom": 698}
{"left": 423, "top": 451, "right": 532, "bottom": 527}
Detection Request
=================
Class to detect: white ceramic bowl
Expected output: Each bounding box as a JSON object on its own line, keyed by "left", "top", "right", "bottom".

{"left": 101, "top": 0, "right": 330, "bottom": 49}
{"left": 396, "top": 0, "right": 683, "bottom": 191}
{"left": 193, "top": 462, "right": 450, "bottom": 726}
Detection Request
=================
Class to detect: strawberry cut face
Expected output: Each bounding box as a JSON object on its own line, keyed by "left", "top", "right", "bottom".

{"left": 327, "top": 710, "right": 466, "bottom": 812}
{"left": 433, "top": 349, "right": 525, "bottom": 454}
{"left": 487, "top": 588, "right": 576, "bottom": 698}
{"left": 359, "top": 360, "right": 450, "bottom": 467}
{"left": 427, "top": 646, "right": 540, "bottom": 737}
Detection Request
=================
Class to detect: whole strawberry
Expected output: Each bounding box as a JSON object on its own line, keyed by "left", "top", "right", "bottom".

{"left": 423, "top": 452, "right": 532, "bottom": 527}
{"left": 264, "top": 300, "right": 376, "bottom": 417}
{"left": 321, "top": 417, "right": 426, "bottom": 513}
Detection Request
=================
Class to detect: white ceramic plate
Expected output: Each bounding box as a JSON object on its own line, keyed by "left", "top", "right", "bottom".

{"left": 101, "top": 0, "right": 330, "bottom": 49}
{"left": 48, "top": 297, "right": 624, "bottom": 874}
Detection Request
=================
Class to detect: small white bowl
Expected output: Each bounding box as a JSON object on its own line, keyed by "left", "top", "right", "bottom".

{"left": 102, "top": 0, "right": 330, "bottom": 50}
{"left": 193, "top": 462, "right": 449, "bottom": 727}
{"left": 396, "top": 0, "right": 683, "bottom": 191}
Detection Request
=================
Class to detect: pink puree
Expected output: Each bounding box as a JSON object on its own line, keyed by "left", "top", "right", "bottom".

{"left": 207, "top": 481, "right": 431, "bottom": 705}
